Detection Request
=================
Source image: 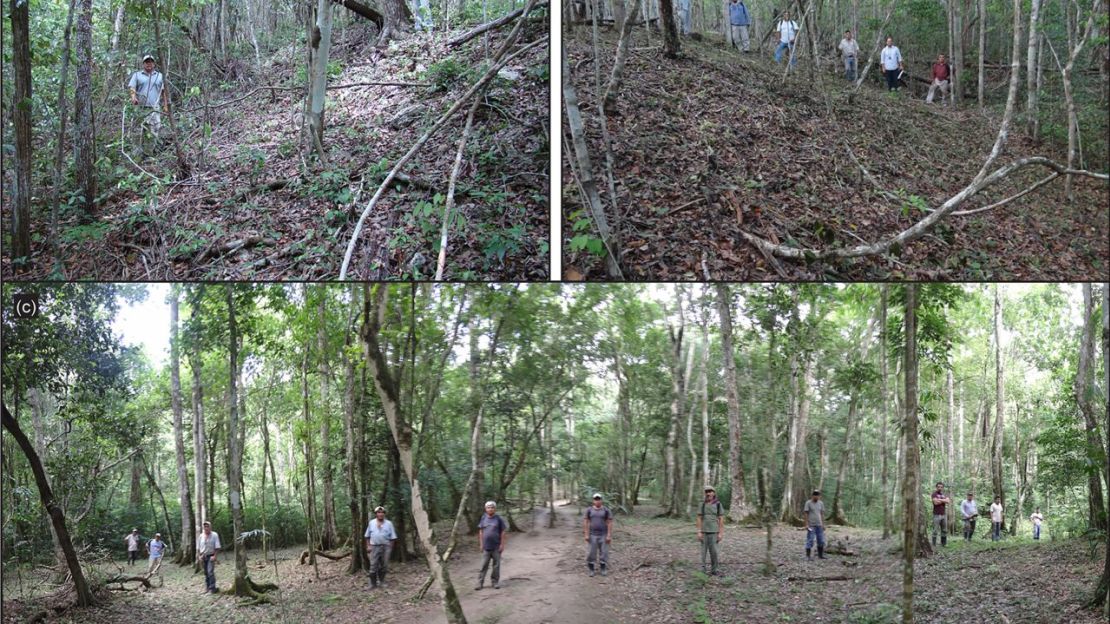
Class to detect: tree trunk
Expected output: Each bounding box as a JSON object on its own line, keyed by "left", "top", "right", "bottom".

{"left": 602, "top": 0, "right": 642, "bottom": 112}
{"left": 343, "top": 289, "right": 367, "bottom": 573}
{"left": 149, "top": 0, "right": 191, "bottom": 179}
{"left": 663, "top": 295, "right": 686, "bottom": 516}
{"left": 170, "top": 289, "right": 196, "bottom": 564}
{"left": 976, "top": 0, "right": 985, "bottom": 108}
{"left": 226, "top": 286, "right": 251, "bottom": 595}
{"left": 467, "top": 315, "right": 486, "bottom": 530}
{"left": 1077, "top": 284, "right": 1108, "bottom": 531}
{"left": 1025, "top": 0, "right": 1042, "bottom": 138}
{"left": 190, "top": 337, "right": 207, "bottom": 567}
{"left": 380, "top": 0, "right": 410, "bottom": 42}
{"left": 302, "top": 346, "right": 320, "bottom": 571}
{"left": 9, "top": 0, "right": 33, "bottom": 260}
{"left": 1093, "top": 282, "right": 1110, "bottom": 612}
{"left": 659, "top": 0, "right": 680, "bottom": 57}
{"left": 361, "top": 285, "right": 468, "bottom": 624}
{"left": 880, "top": 286, "right": 892, "bottom": 539}
{"left": 129, "top": 455, "right": 144, "bottom": 510}
{"left": 781, "top": 356, "right": 813, "bottom": 523}
{"left": 829, "top": 393, "right": 859, "bottom": 524}
{"left": 901, "top": 283, "right": 920, "bottom": 624}
{"left": 74, "top": 0, "right": 96, "bottom": 216}
{"left": 111, "top": 2, "right": 124, "bottom": 51}
{"left": 2, "top": 405, "right": 95, "bottom": 606}
{"left": 992, "top": 285, "right": 1005, "bottom": 530}
{"left": 50, "top": 0, "right": 78, "bottom": 264}
{"left": 951, "top": 0, "right": 963, "bottom": 107}
{"left": 317, "top": 289, "right": 339, "bottom": 550}
{"left": 715, "top": 284, "right": 751, "bottom": 522}
{"left": 308, "top": 0, "right": 334, "bottom": 155}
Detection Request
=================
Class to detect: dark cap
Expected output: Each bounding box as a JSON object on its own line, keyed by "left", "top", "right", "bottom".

{"left": 812, "top": 490, "right": 821, "bottom": 496}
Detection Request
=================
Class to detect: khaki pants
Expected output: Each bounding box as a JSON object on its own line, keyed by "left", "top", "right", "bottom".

{"left": 699, "top": 533, "right": 719, "bottom": 573}
{"left": 730, "top": 25, "right": 750, "bottom": 52}
{"left": 926, "top": 79, "right": 950, "bottom": 104}
{"left": 147, "top": 555, "right": 163, "bottom": 578}
{"left": 478, "top": 549, "right": 501, "bottom": 584}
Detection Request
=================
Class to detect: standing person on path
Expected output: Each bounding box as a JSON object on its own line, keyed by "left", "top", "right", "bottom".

{"left": 696, "top": 486, "right": 725, "bottom": 575}
{"left": 1030, "top": 508, "right": 1044, "bottom": 540}
{"left": 931, "top": 482, "right": 952, "bottom": 547}
{"left": 124, "top": 528, "right": 141, "bottom": 566}
{"left": 364, "top": 506, "right": 398, "bottom": 589}
{"left": 803, "top": 490, "right": 827, "bottom": 560}
{"left": 127, "top": 54, "right": 168, "bottom": 136}
{"left": 838, "top": 30, "right": 860, "bottom": 81}
{"left": 728, "top": 0, "right": 752, "bottom": 53}
{"left": 880, "top": 36, "right": 904, "bottom": 92}
{"left": 145, "top": 533, "right": 166, "bottom": 581}
{"left": 583, "top": 493, "right": 613, "bottom": 577}
{"left": 989, "top": 496, "right": 1004, "bottom": 542}
{"left": 196, "top": 520, "right": 221, "bottom": 594}
{"left": 476, "top": 501, "right": 508, "bottom": 590}
{"left": 774, "top": 11, "right": 800, "bottom": 67}
{"left": 961, "top": 492, "right": 979, "bottom": 541}
{"left": 925, "top": 53, "right": 953, "bottom": 104}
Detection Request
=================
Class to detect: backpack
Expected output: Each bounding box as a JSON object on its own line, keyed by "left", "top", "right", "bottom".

{"left": 585, "top": 506, "right": 611, "bottom": 521}
{"left": 700, "top": 500, "right": 723, "bottom": 517}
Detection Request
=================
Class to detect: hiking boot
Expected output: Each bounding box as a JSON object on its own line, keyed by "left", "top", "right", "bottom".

{"left": 805, "top": 548, "right": 812, "bottom": 561}
{"left": 817, "top": 546, "right": 826, "bottom": 560}
{"left": 589, "top": 568, "right": 595, "bottom": 577}
{"left": 378, "top": 571, "right": 387, "bottom": 587}
{"left": 600, "top": 567, "right": 608, "bottom": 577}
{"left": 475, "top": 581, "right": 484, "bottom": 591}
{"left": 493, "top": 582, "right": 500, "bottom": 589}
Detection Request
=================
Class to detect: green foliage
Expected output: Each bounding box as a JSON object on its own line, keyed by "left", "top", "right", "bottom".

{"left": 304, "top": 167, "right": 352, "bottom": 204}
{"left": 235, "top": 146, "right": 267, "bottom": 187}
{"left": 424, "top": 57, "right": 474, "bottom": 91}
{"left": 60, "top": 220, "right": 111, "bottom": 244}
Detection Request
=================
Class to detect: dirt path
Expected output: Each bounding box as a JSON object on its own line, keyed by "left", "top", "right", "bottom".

{"left": 396, "top": 502, "right": 617, "bottom": 624}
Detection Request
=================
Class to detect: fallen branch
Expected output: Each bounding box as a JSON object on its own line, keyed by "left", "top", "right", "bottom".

{"left": 103, "top": 574, "right": 153, "bottom": 589}
{"left": 328, "top": 81, "right": 429, "bottom": 89}
{"left": 846, "top": 143, "right": 900, "bottom": 203}
{"left": 740, "top": 157, "right": 1107, "bottom": 262}
{"left": 785, "top": 575, "right": 853, "bottom": 582}
{"left": 188, "top": 236, "right": 273, "bottom": 262}
{"left": 230, "top": 179, "right": 290, "bottom": 203}
{"left": 338, "top": 15, "right": 546, "bottom": 278}
{"left": 331, "top": 0, "right": 383, "bottom": 29}
{"left": 299, "top": 549, "right": 351, "bottom": 564}
{"left": 948, "top": 172, "right": 1060, "bottom": 216}
{"left": 447, "top": 1, "right": 549, "bottom": 48}
{"left": 435, "top": 94, "right": 482, "bottom": 281}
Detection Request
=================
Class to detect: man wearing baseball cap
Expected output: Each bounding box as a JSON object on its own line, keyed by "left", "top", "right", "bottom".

{"left": 127, "top": 53, "right": 168, "bottom": 137}
{"left": 696, "top": 486, "right": 725, "bottom": 575}
{"left": 804, "top": 490, "right": 827, "bottom": 560}
{"left": 364, "top": 506, "right": 397, "bottom": 589}
{"left": 124, "top": 528, "right": 141, "bottom": 566}
{"left": 583, "top": 493, "right": 613, "bottom": 577}
{"left": 145, "top": 532, "right": 166, "bottom": 581}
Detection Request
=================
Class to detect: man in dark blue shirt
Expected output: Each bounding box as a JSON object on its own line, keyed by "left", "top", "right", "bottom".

{"left": 476, "top": 501, "right": 508, "bottom": 590}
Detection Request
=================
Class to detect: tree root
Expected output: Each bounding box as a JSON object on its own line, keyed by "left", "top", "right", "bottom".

{"left": 299, "top": 549, "right": 350, "bottom": 564}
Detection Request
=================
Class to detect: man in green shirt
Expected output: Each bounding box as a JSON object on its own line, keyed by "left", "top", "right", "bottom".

{"left": 696, "top": 486, "right": 725, "bottom": 576}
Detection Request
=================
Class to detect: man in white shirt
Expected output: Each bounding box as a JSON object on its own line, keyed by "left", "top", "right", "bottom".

{"left": 880, "top": 36, "right": 904, "bottom": 92}
{"left": 989, "top": 496, "right": 1004, "bottom": 541}
{"left": 127, "top": 54, "right": 167, "bottom": 135}
{"left": 1030, "top": 508, "right": 1044, "bottom": 540}
{"left": 774, "top": 11, "right": 800, "bottom": 67}
{"left": 124, "top": 528, "right": 141, "bottom": 566}
{"left": 838, "top": 30, "right": 860, "bottom": 81}
{"left": 960, "top": 492, "right": 978, "bottom": 541}
{"left": 364, "top": 506, "right": 398, "bottom": 589}
{"left": 196, "top": 520, "right": 222, "bottom": 593}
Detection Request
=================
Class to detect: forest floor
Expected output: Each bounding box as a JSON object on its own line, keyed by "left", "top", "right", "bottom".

{"left": 562, "top": 28, "right": 1110, "bottom": 281}
{"left": 3, "top": 503, "right": 1104, "bottom": 623}
{"left": 2, "top": 18, "right": 549, "bottom": 281}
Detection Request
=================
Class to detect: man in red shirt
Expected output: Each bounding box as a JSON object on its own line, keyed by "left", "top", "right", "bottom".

{"left": 931, "top": 482, "right": 952, "bottom": 546}
{"left": 926, "top": 54, "right": 953, "bottom": 105}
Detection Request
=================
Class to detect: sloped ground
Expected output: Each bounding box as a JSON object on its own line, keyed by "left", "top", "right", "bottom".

{"left": 563, "top": 29, "right": 1109, "bottom": 281}
{"left": 3, "top": 19, "right": 548, "bottom": 281}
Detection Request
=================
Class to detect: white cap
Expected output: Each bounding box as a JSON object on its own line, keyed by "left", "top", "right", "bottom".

{"left": 592, "top": 493, "right": 603, "bottom": 499}
{"left": 485, "top": 501, "right": 497, "bottom": 509}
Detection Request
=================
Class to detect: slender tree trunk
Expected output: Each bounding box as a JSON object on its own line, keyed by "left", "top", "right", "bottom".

{"left": 1077, "top": 284, "right": 1109, "bottom": 531}
{"left": 9, "top": 0, "right": 33, "bottom": 260}
{"left": 715, "top": 284, "right": 751, "bottom": 521}
{"left": 308, "top": 0, "right": 334, "bottom": 154}
{"left": 663, "top": 296, "right": 686, "bottom": 516}
{"left": 1026, "top": 0, "right": 1042, "bottom": 138}
{"left": 901, "top": 284, "right": 920, "bottom": 624}
{"left": 317, "top": 289, "right": 339, "bottom": 550}
{"left": 977, "top": 0, "right": 985, "bottom": 108}
{"left": 881, "top": 284, "right": 891, "bottom": 539}
{"left": 992, "top": 285, "right": 1005, "bottom": 529}
{"left": 225, "top": 286, "right": 251, "bottom": 595}
{"left": 111, "top": 3, "right": 125, "bottom": 51}
{"left": 190, "top": 339, "right": 208, "bottom": 567}
{"left": 2, "top": 405, "right": 95, "bottom": 606}
{"left": 361, "top": 285, "right": 468, "bottom": 624}
{"left": 343, "top": 290, "right": 367, "bottom": 573}
{"left": 150, "top": 0, "right": 190, "bottom": 178}
{"left": 243, "top": 0, "right": 262, "bottom": 68}
{"left": 659, "top": 0, "right": 680, "bottom": 57}
{"left": 1093, "top": 282, "right": 1110, "bottom": 611}
{"left": 302, "top": 347, "right": 319, "bottom": 571}
{"left": 170, "top": 289, "right": 195, "bottom": 564}
{"left": 829, "top": 393, "right": 859, "bottom": 524}
{"left": 48, "top": 0, "right": 78, "bottom": 266}
{"left": 603, "top": 0, "right": 642, "bottom": 112}
{"left": 780, "top": 349, "right": 801, "bottom": 521}
{"left": 74, "top": 0, "right": 96, "bottom": 216}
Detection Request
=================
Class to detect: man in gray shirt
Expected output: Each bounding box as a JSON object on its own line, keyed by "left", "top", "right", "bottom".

{"left": 803, "top": 490, "right": 826, "bottom": 560}
{"left": 696, "top": 486, "right": 725, "bottom": 576}
{"left": 127, "top": 54, "right": 167, "bottom": 135}
{"left": 583, "top": 493, "right": 613, "bottom": 577}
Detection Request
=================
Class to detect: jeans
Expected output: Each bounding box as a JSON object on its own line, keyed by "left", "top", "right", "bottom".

{"left": 775, "top": 42, "right": 797, "bottom": 66}
{"left": 844, "top": 56, "right": 857, "bottom": 81}
{"left": 731, "top": 25, "right": 750, "bottom": 51}
{"left": 479, "top": 549, "right": 501, "bottom": 584}
{"left": 932, "top": 514, "right": 947, "bottom": 546}
{"left": 884, "top": 69, "right": 900, "bottom": 91}
{"left": 201, "top": 553, "right": 217, "bottom": 591}
{"left": 926, "top": 79, "right": 950, "bottom": 104}
{"left": 963, "top": 517, "right": 977, "bottom": 540}
{"left": 128, "top": 549, "right": 139, "bottom": 565}
{"left": 587, "top": 535, "right": 609, "bottom": 569}
{"left": 1033, "top": 524, "right": 1041, "bottom": 540}
{"left": 805, "top": 525, "right": 826, "bottom": 550}
{"left": 991, "top": 521, "right": 1002, "bottom": 541}
{"left": 700, "top": 532, "right": 720, "bottom": 573}
{"left": 368, "top": 544, "right": 391, "bottom": 585}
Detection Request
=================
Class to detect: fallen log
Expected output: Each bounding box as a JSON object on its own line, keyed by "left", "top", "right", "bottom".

{"left": 103, "top": 574, "right": 154, "bottom": 589}
{"left": 331, "top": 0, "right": 383, "bottom": 30}
{"left": 188, "top": 236, "right": 275, "bottom": 262}
{"left": 230, "top": 179, "right": 290, "bottom": 203}
{"left": 785, "top": 575, "right": 853, "bottom": 582}
{"left": 447, "top": 0, "right": 548, "bottom": 48}
{"left": 299, "top": 549, "right": 351, "bottom": 565}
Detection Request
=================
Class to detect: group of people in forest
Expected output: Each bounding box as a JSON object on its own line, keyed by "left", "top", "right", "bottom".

{"left": 930, "top": 481, "right": 1046, "bottom": 546}
{"left": 724, "top": 1, "right": 955, "bottom": 104}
